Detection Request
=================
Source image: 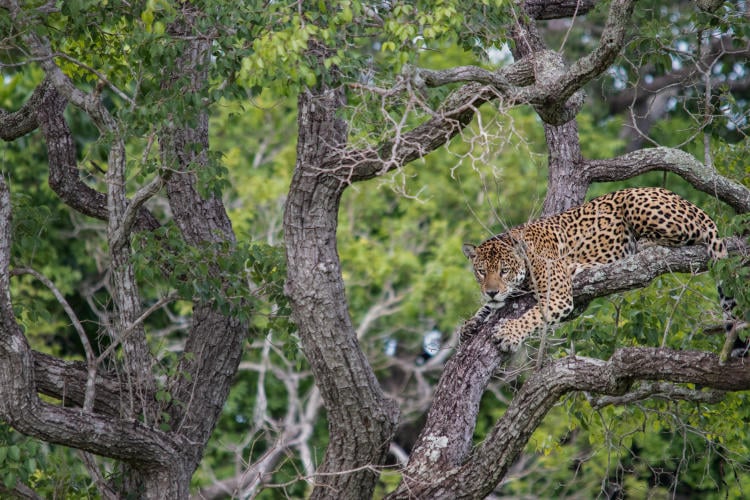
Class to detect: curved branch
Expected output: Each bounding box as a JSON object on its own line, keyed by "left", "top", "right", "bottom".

{"left": 390, "top": 345, "right": 750, "bottom": 498}
{"left": 0, "top": 178, "right": 179, "bottom": 466}
{"left": 461, "top": 348, "right": 750, "bottom": 497}
{"left": 0, "top": 66, "right": 160, "bottom": 231}
{"left": 388, "top": 238, "right": 747, "bottom": 498}
{"left": 584, "top": 147, "right": 750, "bottom": 213}
{"left": 415, "top": 58, "right": 535, "bottom": 89}
{"left": 4, "top": 0, "right": 160, "bottom": 233}
{"left": 345, "top": 0, "right": 637, "bottom": 182}
{"left": 0, "top": 77, "right": 56, "bottom": 141}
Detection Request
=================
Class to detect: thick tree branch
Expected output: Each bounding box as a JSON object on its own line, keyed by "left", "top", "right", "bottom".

{"left": 0, "top": 178, "right": 180, "bottom": 466}
{"left": 286, "top": 85, "right": 400, "bottom": 500}
{"left": 523, "top": 0, "right": 598, "bottom": 20}
{"left": 573, "top": 237, "right": 747, "bottom": 304}
{"left": 152, "top": 8, "right": 249, "bottom": 478}
{"left": 0, "top": 67, "right": 160, "bottom": 232}
{"left": 4, "top": 0, "right": 160, "bottom": 232}
{"left": 344, "top": 0, "right": 636, "bottom": 183}
{"left": 583, "top": 147, "right": 750, "bottom": 213}
{"left": 461, "top": 348, "right": 750, "bottom": 498}
{"left": 414, "top": 58, "right": 535, "bottom": 89}
{"left": 0, "top": 77, "right": 56, "bottom": 140}
{"left": 388, "top": 237, "right": 747, "bottom": 498}
{"left": 390, "top": 345, "right": 750, "bottom": 498}
{"left": 557, "top": 0, "right": 635, "bottom": 97}
{"left": 12, "top": 266, "right": 98, "bottom": 411}
{"left": 32, "top": 351, "right": 126, "bottom": 417}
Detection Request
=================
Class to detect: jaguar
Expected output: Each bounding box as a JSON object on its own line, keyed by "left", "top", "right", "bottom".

{"left": 463, "top": 187, "right": 727, "bottom": 351}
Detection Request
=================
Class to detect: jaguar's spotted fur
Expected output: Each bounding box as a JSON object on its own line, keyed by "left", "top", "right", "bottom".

{"left": 463, "top": 187, "right": 726, "bottom": 351}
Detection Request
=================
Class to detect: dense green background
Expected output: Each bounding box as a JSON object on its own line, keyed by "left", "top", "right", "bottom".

{"left": 1, "top": 0, "right": 749, "bottom": 497}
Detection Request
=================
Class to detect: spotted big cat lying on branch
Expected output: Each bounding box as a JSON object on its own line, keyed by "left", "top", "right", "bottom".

{"left": 462, "top": 187, "right": 737, "bottom": 353}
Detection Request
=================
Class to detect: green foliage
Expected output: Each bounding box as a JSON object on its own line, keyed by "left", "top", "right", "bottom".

{"left": 2, "top": 0, "right": 749, "bottom": 496}
{"left": 0, "top": 424, "right": 42, "bottom": 491}
{"left": 496, "top": 392, "right": 750, "bottom": 498}
{"left": 131, "top": 223, "right": 288, "bottom": 326}
{"left": 239, "top": 0, "right": 514, "bottom": 94}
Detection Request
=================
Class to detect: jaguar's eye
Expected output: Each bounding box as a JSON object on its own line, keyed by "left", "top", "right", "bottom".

{"left": 500, "top": 267, "right": 511, "bottom": 276}
{"left": 476, "top": 269, "right": 486, "bottom": 278}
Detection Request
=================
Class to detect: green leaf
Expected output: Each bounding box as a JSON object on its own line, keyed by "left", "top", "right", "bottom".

{"left": 25, "top": 458, "right": 36, "bottom": 475}
{"left": 155, "top": 390, "right": 172, "bottom": 403}
{"left": 3, "top": 471, "right": 16, "bottom": 490}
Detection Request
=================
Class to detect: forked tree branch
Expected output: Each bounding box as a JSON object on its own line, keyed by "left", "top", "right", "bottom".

{"left": 387, "top": 237, "right": 748, "bottom": 499}
{"left": 454, "top": 347, "right": 750, "bottom": 499}
{"left": 0, "top": 178, "right": 180, "bottom": 465}
{"left": 6, "top": 0, "right": 162, "bottom": 423}
{"left": 341, "top": 0, "right": 637, "bottom": 183}
{"left": 0, "top": 76, "right": 161, "bottom": 231}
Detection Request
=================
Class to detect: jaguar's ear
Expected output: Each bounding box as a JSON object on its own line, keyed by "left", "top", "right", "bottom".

{"left": 461, "top": 243, "right": 476, "bottom": 259}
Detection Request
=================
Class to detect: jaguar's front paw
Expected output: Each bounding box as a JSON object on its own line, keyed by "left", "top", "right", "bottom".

{"left": 474, "top": 304, "right": 495, "bottom": 323}
{"left": 460, "top": 318, "right": 481, "bottom": 343}
{"left": 491, "top": 320, "right": 522, "bottom": 352}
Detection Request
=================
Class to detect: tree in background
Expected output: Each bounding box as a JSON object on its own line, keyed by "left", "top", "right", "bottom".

{"left": 1, "top": 0, "right": 749, "bottom": 498}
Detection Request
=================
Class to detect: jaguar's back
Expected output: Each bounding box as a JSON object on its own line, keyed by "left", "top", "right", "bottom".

{"left": 557, "top": 187, "right": 726, "bottom": 267}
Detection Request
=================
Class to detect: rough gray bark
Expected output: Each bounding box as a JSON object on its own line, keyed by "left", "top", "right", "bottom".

{"left": 383, "top": 0, "right": 750, "bottom": 497}
{"left": 0, "top": 2, "right": 250, "bottom": 498}
{"left": 584, "top": 147, "right": 750, "bottom": 212}
{"left": 284, "top": 86, "right": 400, "bottom": 499}
{"left": 280, "top": 3, "right": 642, "bottom": 496}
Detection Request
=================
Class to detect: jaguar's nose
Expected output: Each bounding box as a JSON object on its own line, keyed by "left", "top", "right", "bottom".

{"left": 486, "top": 290, "right": 499, "bottom": 299}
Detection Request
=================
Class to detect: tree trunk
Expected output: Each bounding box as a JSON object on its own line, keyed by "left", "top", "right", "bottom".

{"left": 284, "top": 86, "right": 399, "bottom": 499}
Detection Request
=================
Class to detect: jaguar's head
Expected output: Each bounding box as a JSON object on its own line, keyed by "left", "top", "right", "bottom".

{"left": 462, "top": 237, "right": 526, "bottom": 308}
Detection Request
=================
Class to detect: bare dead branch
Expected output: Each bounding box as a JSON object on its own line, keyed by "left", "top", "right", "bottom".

{"left": 608, "top": 35, "right": 750, "bottom": 114}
